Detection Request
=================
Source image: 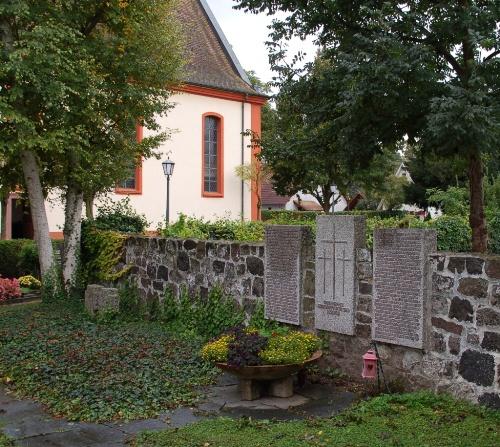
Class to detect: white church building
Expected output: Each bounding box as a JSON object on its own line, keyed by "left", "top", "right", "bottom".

{"left": 2, "top": 0, "right": 266, "bottom": 239}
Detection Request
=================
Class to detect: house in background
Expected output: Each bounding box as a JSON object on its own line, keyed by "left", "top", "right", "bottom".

{"left": 1, "top": 0, "right": 267, "bottom": 239}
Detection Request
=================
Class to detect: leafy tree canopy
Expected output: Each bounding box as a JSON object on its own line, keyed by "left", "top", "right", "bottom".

{"left": 236, "top": 0, "right": 500, "bottom": 251}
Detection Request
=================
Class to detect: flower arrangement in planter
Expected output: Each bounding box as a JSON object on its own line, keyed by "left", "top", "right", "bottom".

{"left": 201, "top": 327, "right": 322, "bottom": 400}
{"left": 202, "top": 327, "right": 321, "bottom": 367}
{"left": 0, "top": 277, "right": 22, "bottom": 302}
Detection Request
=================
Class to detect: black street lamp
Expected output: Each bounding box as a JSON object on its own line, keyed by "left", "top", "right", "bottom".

{"left": 162, "top": 158, "right": 175, "bottom": 223}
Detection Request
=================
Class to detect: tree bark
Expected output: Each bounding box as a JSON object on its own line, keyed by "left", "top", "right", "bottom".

{"left": 84, "top": 192, "right": 95, "bottom": 220}
{"left": 20, "top": 150, "right": 54, "bottom": 276}
{"left": 0, "top": 196, "right": 7, "bottom": 240}
{"left": 62, "top": 186, "right": 83, "bottom": 291}
{"left": 468, "top": 151, "right": 488, "bottom": 252}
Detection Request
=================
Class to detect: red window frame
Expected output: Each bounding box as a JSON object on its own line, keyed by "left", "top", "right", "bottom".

{"left": 201, "top": 113, "right": 224, "bottom": 198}
{"left": 116, "top": 124, "right": 143, "bottom": 195}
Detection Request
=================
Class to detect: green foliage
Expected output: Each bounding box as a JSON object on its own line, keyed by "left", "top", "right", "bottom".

{"left": 427, "top": 187, "right": 469, "bottom": 217}
{"left": 160, "top": 214, "right": 265, "bottom": 242}
{"left": 0, "top": 239, "right": 39, "bottom": 278}
{"left": 88, "top": 198, "right": 148, "bottom": 233}
{"left": 487, "top": 211, "right": 500, "bottom": 254}
{"left": 40, "top": 264, "right": 66, "bottom": 303}
{"left": 161, "top": 286, "right": 246, "bottom": 340}
{"left": 431, "top": 216, "right": 472, "bottom": 252}
{"left": 0, "top": 432, "right": 14, "bottom": 447}
{"left": 81, "top": 227, "right": 130, "bottom": 283}
{"left": 133, "top": 391, "right": 500, "bottom": 447}
{"left": 0, "top": 302, "right": 217, "bottom": 422}
{"left": 248, "top": 301, "right": 288, "bottom": 337}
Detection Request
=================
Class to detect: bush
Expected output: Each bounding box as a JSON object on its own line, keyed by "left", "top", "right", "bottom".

{"left": 86, "top": 197, "right": 148, "bottom": 233}
{"left": 429, "top": 215, "right": 472, "bottom": 252}
{"left": 18, "top": 275, "right": 42, "bottom": 290}
{"left": 161, "top": 286, "right": 245, "bottom": 340}
{"left": 0, "top": 239, "right": 39, "bottom": 278}
{"left": 261, "top": 209, "right": 407, "bottom": 222}
{"left": 0, "top": 277, "right": 22, "bottom": 302}
{"left": 160, "top": 214, "right": 265, "bottom": 242}
{"left": 487, "top": 211, "right": 500, "bottom": 254}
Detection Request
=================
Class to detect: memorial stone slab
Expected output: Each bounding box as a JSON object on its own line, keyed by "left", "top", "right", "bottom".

{"left": 315, "top": 215, "right": 366, "bottom": 335}
{"left": 373, "top": 229, "right": 437, "bottom": 349}
{"left": 265, "top": 225, "right": 309, "bottom": 325}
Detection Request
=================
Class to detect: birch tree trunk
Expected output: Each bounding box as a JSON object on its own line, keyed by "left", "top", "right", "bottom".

{"left": 62, "top": 186, "right": 83, "bottom": 291}
{"left": 20, "top": 150, "right": 54, "bottom": 276}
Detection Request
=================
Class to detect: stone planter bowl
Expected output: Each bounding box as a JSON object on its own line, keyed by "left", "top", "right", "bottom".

{"left": 215, "top": 350, "right": 323, "bottom": 400}
{"left": 215, "top": 350, "right": 323, "bottom": 380}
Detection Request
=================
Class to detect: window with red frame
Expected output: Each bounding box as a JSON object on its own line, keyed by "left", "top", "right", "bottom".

{"left": 202, "top": 114, "right": 223, "bottom": 197}
{"left": 116, "top": 125, "right": 143, "bottom": 195}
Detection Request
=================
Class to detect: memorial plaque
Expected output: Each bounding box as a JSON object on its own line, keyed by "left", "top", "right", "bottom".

{"left": 315, "top": 215, "right": 366, "bottom": 335}
{"left": 265, "top": 225, "right": 307, "bottom": 325}
{"left": 373, "top": 229, "right": 437, "bottom": 349}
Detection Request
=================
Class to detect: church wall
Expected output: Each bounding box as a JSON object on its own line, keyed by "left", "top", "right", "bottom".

{"left": 45, "top": 91, "right": 254, "bottom": 233}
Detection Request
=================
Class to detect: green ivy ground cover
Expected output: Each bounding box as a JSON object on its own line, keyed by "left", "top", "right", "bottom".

{"left": 0, "top": 303, "right": 218, "bottom": 422}
{"left": 133, "top": 392, "right": 500, "bottom": 447}
{"left": 0, "top": 432, "right": 14, "bottom": 447}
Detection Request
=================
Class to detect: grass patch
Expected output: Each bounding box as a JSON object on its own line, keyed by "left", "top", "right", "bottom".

{"left": 133, "top": 392, "right": 500, "bottom": 447}
{"left": 0, "top": 303, "right": 218, "bottom": 422}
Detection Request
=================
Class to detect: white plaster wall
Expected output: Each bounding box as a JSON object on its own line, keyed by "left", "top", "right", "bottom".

{"left": 45, "top": 92, "right": 254, "bottom": 232}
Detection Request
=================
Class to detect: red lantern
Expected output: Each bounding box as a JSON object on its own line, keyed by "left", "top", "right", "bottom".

{"left": 362, "top": 350, "right": 378, "bottom": 379}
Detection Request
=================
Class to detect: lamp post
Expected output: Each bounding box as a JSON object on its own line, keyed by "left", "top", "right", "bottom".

{"left": 162, "top": 158, "right": 175, "bottom": 223}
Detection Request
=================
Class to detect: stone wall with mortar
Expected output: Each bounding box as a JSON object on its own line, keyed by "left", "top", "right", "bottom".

{"left": 120, "top": 234, "right": 500, "bottom": 408}
{"left": 124, "top": 236, "right": 265, "bottom": 311}
{"left": 307, "top": 250, "right": 500, "bottom": 409}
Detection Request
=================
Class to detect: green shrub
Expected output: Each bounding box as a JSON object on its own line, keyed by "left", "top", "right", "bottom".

{"left": 486, "top": 211, "right": 500, "bottom": 254}
{"left": 261, "top": 210, "right": 322, "bottom": 222}
{"left": 160, "top": 214, "right": 264, "bottom": 242}
{"left": 162, "top": 286, "right": 245, "bottom": 340}
{"left": 0, "top": 239, "right": 39, "bottom": 278}
{"left": 429, "top": 215, "right": 472, "bottom": 252}
{"left": 86, "top": 197, "right": 148, "bottom": 233}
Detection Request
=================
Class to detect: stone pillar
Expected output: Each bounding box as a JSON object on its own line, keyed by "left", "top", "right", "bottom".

{"left": 373, "top": 229, "right": 437, "bottom": 349}
{"left": 314, "top": 215, "right": 366, "bottom": 335}
{"left": 264, "top": 225, "right": 312, "bottom": 325}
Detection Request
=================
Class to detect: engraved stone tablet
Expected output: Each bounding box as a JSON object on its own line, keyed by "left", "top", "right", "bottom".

{"left": 315, "top": 215, "right": 366, "bottom": 335}
{"left": 373, "top": 229, "right": 437, "bottom": 349}
{"left": 265, "top": 225, "right": 308, "bottom": 325}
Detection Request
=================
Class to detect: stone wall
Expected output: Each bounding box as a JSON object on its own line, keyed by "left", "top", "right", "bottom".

{"left": 124, "top": 236, "right": 265, "bottom": 309}
{"left": 119, "top": 232, "right": 500, "bottom": 408}
{"left": 311, "top": 251, "right": 500, "bottom": 409}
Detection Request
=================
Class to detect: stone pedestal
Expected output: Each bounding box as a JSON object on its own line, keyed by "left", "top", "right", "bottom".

{"left": 269, "top": 376, "right": 294, "bottom": 398}
{"left": 239, "top": 379, "right": 262, "bottom": 401}
{"left": 84, "top": 284, "right": 120, "bottom": 316}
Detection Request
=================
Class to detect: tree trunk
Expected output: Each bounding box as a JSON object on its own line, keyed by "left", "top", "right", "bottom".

{"left": 0, "top": 196, "right": 7, "bottom": 240}
{"left": 468, "top": 151, "right": 488, "bottom": 252}
{"left": 20, "top": 150, "right": 54, "bottom": 276}
{"left": 62, "top": 186, "right": 83, "bottom": 291}
{"left": 84, "top": 192, "right": 95, "bottom": 220}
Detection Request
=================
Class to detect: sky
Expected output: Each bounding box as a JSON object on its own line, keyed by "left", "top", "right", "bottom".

{"left": 205, "top": 0, "right": 317, "bottom": 84}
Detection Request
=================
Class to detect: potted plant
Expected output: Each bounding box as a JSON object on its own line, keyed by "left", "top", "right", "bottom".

{"left": 201, "top": 327, "right": 322, "bottom": 400}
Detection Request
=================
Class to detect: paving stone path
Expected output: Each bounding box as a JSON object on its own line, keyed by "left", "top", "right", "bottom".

{"left": 1, "top": 374, "right": 357, "bottom": 447}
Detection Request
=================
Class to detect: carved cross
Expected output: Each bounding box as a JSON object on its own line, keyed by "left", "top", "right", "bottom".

{"left": 336, "top": 246, "right": 352, "bottom": 297}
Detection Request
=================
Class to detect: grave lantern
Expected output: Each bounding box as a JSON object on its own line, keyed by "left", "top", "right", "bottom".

{"left": 362, "top": 349, "right": 378, "bottom": 379}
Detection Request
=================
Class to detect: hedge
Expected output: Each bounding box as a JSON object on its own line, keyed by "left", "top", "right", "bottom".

{"left": 0, "top": 239, "right": 39, "bottom": 279}
{"left": 261, "top": 209, "right": 408, "bottom": 222}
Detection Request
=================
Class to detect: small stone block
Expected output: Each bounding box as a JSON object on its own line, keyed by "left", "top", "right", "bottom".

{"left": 269, "top": 376, "right": 294, "bottom": 398}
{"left": 239, "top": 379, "right": 262, "bottom": 401}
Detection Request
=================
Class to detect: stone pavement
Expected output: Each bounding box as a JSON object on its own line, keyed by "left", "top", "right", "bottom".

{"left": 0, "top": 375, "right": 357, "bottom": 447}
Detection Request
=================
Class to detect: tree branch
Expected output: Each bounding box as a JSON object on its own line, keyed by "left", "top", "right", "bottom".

{"left": 484, "top": 49, "right": 500, "bottom": 62}
{"left": 82, "top": 5, "right": 108, "bottom": 36}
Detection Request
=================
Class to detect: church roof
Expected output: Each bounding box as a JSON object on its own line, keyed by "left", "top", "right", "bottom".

{"left": 177, "top": 0, "right": 265, "bottom": 96}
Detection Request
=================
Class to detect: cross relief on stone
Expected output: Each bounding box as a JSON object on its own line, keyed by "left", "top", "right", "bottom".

{"left": 336, "top": 245, "right": 352, "bottom": 297}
